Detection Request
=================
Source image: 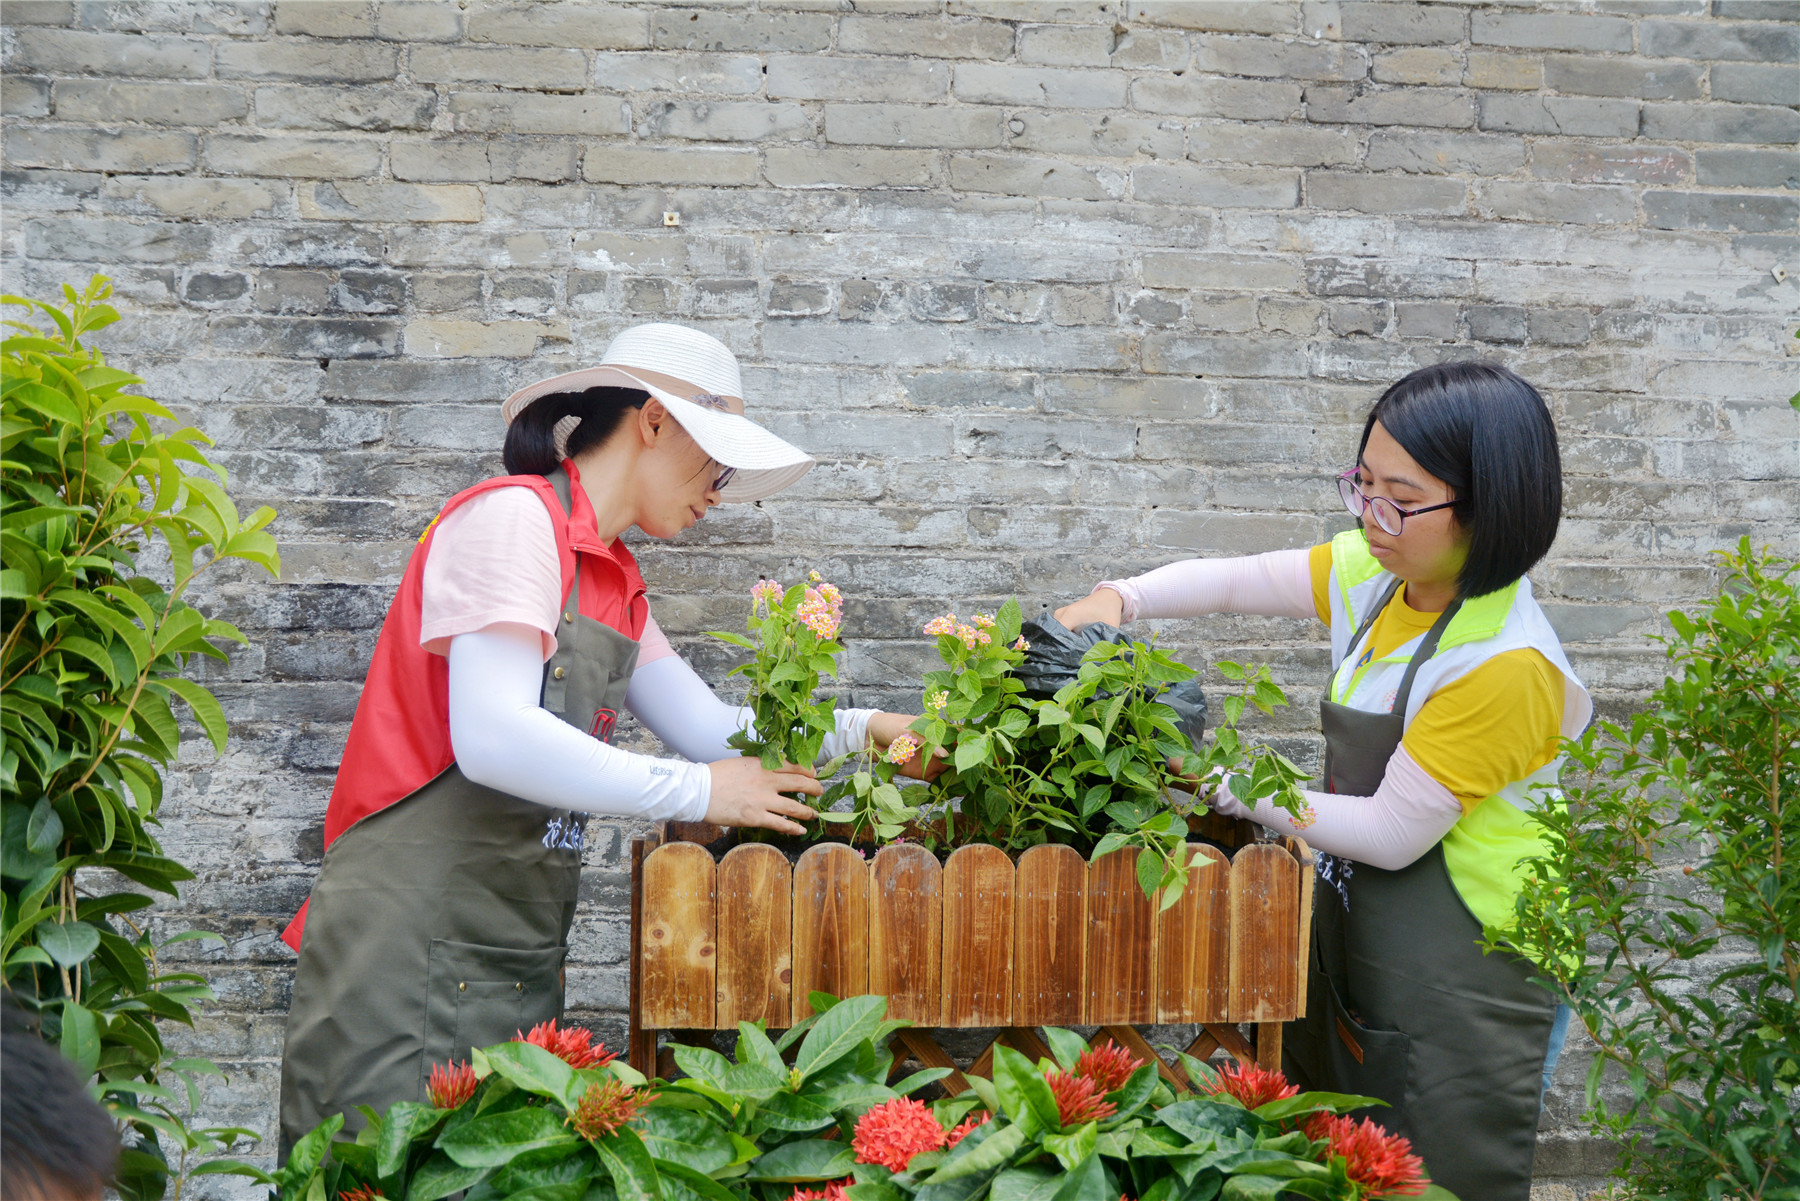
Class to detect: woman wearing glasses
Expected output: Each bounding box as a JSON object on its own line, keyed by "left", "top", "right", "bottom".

{"left": 277, "top": 323, "right": 926, "bottom": 1151}
{"left": 1055, "top": 361, "right": 1588, "bottom": 1201}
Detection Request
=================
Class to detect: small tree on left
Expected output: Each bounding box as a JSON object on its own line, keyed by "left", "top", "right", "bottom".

{"left": 2, "top": 278, "right": 281, "bottom": 1198}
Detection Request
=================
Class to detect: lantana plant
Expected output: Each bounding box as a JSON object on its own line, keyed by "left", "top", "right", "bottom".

{"left": 710, "top": 572, "right": 846, "bottom": 771}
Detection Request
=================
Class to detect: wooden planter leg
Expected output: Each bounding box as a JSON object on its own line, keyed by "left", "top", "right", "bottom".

{"left": 1098, "top": 1025, "right": 1190, "bottom": 1093}
{"left": 1254, "top": 1022, "right": 1282, "bottom": 1071}
{"left": 629, "top": 836, "right": 657, "bottom": 1078}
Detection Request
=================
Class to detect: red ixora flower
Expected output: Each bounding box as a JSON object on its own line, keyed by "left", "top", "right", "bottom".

{"left": 1201, "top": 1060, "right": 1300, "bottom": 1111}
{"left": 852, "top": 1097, "right": 947, "bottom": 1172}
{"left": 1075, "top": 1040, "right": 1143, "bottom": 1094}
{"left": 1046, "top": 1070, "right": 1117, "bottom": 1128}
{"left": 427, "top": 1060, "right": 479, "bottom": 1109}
{"left": 789, "top": 1180, "right": 851, "bottom": 1201}
{"left": 515, "top": 1019, "right": 616, "bottom": 1069}
{"left": 1303, "top": 1113, "right": 1429, "bottom": 1198}
{"left": 565, "top": 1076, "right": 649, "bottom": 1142}
{"left": 945, "top": 1114, "right": 987, "bottom": 1148}
{"left": 337, "top": 1186, "right": 385, "bottom": 1201}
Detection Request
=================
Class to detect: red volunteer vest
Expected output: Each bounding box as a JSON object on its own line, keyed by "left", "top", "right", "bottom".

{"left": 280, "top": 460, "right": 648, "bottom": 950}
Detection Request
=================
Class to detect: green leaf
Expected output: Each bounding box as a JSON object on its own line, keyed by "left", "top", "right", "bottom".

{"left": 592, "top": 1127, "right": 661, "bottom": 1201}
{"left": 59, "top": 999, "right": 100, "bottom": 1078}
{"left": 376, "top": 1100, "right": 445, "bottom": 1178}
{"left": 635, "top": 1108, "right": 736, "bottom": 1173}
{"left": 1042, "top": 1123, "right": 1098, "bottom": 1173}
{"left": 439, "top": 1106, "right": 579, "bottom": 1168}
{"left": 159, "top": 677, "right": 230, "bottom": 755}
{"left": 745, "top": 1139, "right": 858, "bottom": 1182}
{"left": 407, "top": 1151, "right": 490, "bottom": 1201}
{"left": 922, "top": 1122, "right": 1026, "bottom": 1184}
{"left": 38, "top": 919, "right": 100, "bottom": 967}
{"left": 1047, "top": 1152, "right": 1109, "bottom": 1201}
{"left": 953, "top": 733, "right": 991, "bottom": 773}
{"left": 482, "top": 1039, "right": 579, "bottom": 1105}
{"left": 25, "top": 797, "right": 63, "bottom": 854}
{"left": 990, "top": 1166, "right": 1064, "bottom": 1201}
{"left": 991, "top": 1045, "right": 1060, "bottom": 1135}
{"left": 795, "top": 993, "right": 886, "bottom": 1082}
{"left": 1041, "top": 1027, "right": 1089, "bottom": 1072}
{"left": 655, "top": 1158, "right": 741, "bottom": 1201}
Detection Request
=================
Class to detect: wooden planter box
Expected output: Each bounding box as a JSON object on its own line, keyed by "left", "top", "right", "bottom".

{"left": 629, "top": 824, "right": 1315, "bottom": 1086}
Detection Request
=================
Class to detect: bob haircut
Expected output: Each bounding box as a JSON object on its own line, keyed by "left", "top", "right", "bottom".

{"left": 502, "top": 385, "right": 651, "bottom": 477}
{"left": 1358, "top": 361, "right": 1562, "bottom": 600}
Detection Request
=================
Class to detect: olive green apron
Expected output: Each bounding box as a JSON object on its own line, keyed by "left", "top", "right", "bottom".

{"left": 1284, "top": 579, "right": 1556, "bottom": 1201}
{"left": 278, "top": 469, "right": 640, "bottom": 1154}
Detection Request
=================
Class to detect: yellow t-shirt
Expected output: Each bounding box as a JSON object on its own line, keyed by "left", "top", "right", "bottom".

{"left": 1307, "top": 544, "right": 1563, "bottom": 812}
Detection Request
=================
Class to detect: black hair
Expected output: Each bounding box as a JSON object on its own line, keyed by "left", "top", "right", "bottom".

{"left": 2, "top": 1005, "right": 120, "bottom": 1200}
{"left": 1358, "top": 361, "right": 1562, "bottom": 599}
{"left": 502, "top": 386, "right": 652, "bottom": 476}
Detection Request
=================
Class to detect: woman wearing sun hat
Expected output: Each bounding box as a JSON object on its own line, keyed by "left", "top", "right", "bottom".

{"left": 277, "top": 323, "right": 924, "bottom": 1150}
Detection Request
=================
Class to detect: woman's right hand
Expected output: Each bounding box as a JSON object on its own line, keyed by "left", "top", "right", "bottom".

{"left": 1053, "top": 587, "right": 1124, "bottom": 631}
{"left": 704, "top": 757, "right": 823, "bottom": 835}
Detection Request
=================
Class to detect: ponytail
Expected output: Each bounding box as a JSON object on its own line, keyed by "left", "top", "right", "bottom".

{"left": 502, "top": 386, "right": 650, "bottom": 476}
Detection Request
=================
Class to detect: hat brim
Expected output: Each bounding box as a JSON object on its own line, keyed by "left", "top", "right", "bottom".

{"left": 502, "top": 365, "right": 814, "bottom": 503}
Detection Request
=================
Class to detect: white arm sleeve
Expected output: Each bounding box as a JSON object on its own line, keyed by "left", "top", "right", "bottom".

{"left": 447, "top": 623, "right": 711, "bottom": 822}
{"left": 624, "top": 653, "right": 876, "bottom": 765}
{"left": 1096, "top": 548, "right": 1315, "bottom": 623}
{"left": 1210, "top": 742, "right": 1464, "bottom": 871}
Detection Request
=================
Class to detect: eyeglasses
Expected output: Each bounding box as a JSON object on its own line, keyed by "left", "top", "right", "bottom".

{"left": 710, "top": 464, "right": 737, "bottom": 494}
{"left": 1336, "top": 469, "right": 1456, "bottom": 536}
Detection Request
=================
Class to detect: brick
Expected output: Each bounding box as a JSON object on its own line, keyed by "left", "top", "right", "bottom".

{"left": 1256, "top": 296, "right": 1322, "bottom": 334}
{"left": 202, "top": 134, "right": 381, "bottom": 178}
{"left": 1695, "top": 148, "right": 1799, "bottom": 189}
{"left": 824, "top": 103, "right": 1003, "bottom": 149}
{"left": 274, "top": 2, "right": 373, "bottom": 38}
{"left": 253, "top": 268, "right": 331, "bottom": 313}
{"left": 1466, "top": 304, "right": 1527, "bottom": 343}
{"left": 1187, "top": 122, "right": 1358, "bottom": 166}
{"left": 389, "top": 138, "right": 575, "bottom": 183}
{"left": 1339, "top": 3, "right": 1466, "bottom": 45}
{"left": 1640, "top": 18, "right": 1800, "bottom": 62}
{"left": 767, "top": 281, "right": 832, "bottom": 317}
{"left": 403, "top": 318, "right": 568, "bottom": 357}
{"left": 1478, "top": 94, "right": 1639, "bottom": 137}
{"left": 215, "top": 39, "right": 397, "bottom": 82}
{"left": 1306, "top": 85, "right": 1476, "bottom": 127}
{"left": 1309, "top": 170, "right": 1468, "bottom": 215}
{"left": 1133, "top": 76, "right": 1302, "bottom": 120}
{"left": 1111, "top": 28, "right": 1190, "bottom": 70}
{"left": 650, "top": 9, "right": 832, "bottom": 53}
{"left": 1329, "top": 300, "right": 1389, "bottom": 335}
{"left": 1306, "top": 256, "right": 1473, "bottom": 298}
{"left": 764, "top": 146, "right": 939, "bottom": 188}
{"left": 766, "top": 55, "right": 950, "bottom": 103}
{"left": 1472, "top": 12, "right": 1632, "bottom": 53}
{"left": 297, "top": 181, "right": 480, "bottom": 222}
{"left": 409, "top": 45, "right": 588, "bottom": 89}
{"left": 376, "top": 2, "right": 462, "bottom": 41}
{"left": 1, "top": 2, "right": 75, "bottom": 24}
{"left": 181, "top": 271, "right": 249, "bottom": 302}
{"left": 1195, "top": 37, "right": 1369, "bottom": 81}
{"left": 1396, "top": 301, "right": 1457, "bottom": 339}
{"left": 1642, "top": 102, "right": 1800, "bottom": 145}
{"left": 1372, "top": 48, "right": 1461, "bottom": 87}
{"left": 1366, "top": 130, "right": 1526, "bottom": 175}
{"left": 1713, "top": 0, "right": 1800, "bottom": 16}
{"left": 1018, "top": 24, "right": 1112, "bottom": 66}
{"left": 1142, "top": 253, "right": 1303, "bottom": 291}
{"left": 1464, "top": 52, "right": 1542, "bottom": 91}
{"left": 212, "top": 316, "right": 401, "bottom": 357}
{"left": 1529, "top": 309, "right": 1592, "bottom": 346}
{"left": 591, "top": 52, "right": 762, "bottom": 95}
{"left": 1476, "top": 181, "right": 1636, "bottom": 224}
{"left": 467, "top": 2, "right": 648, "bottom": 49}
{"left": 639, "top": 101, "right": 813, "bottom": 143}
{"left": 9, "top": 28, "right": 210, "bottom": 77}
{"left": 1129, "top": 2, "right": 1301, "bottom": 34}
{"left": 54, "top": 79, "right": 249, "bottom": 125}
{"left": 1531, "top": 143, "right": 1690, "bottom": 184}
{"left": 448, "top": 93, "right": 629, "bottom": 136}
{"left": 1710, "top": 63, "right": 1799, "bottom": 105}
{"left": 1643, "top": 190, "right": 1800, "bottom": 233}
{"left": 582, "top": 145, "right": 757, "bottom": 186}
{"left": 251, "top": 84, "right": 435, "bottom": 131}
{"left": 837, "top": 15, "right": 1015, "bottom": 59}
{"left": 1012, "top": 111, "right": 1185, "bottom": 158}
{"left": 1141, "top": 333, "right": 1309, "bottom": 377}
{"left": 2, "top": 76, "right": 51, "bottom": 118}
{"left": 950, "top": 152, "right": 1121, "bottom": 200}
{"left": 955, "top": 63, "right": 1129, "bottom": 108}
{"left": 1550, "top": 56, "right": 1705, "bottom": 100}
{"left": 1134, "top": 163, "right": 1300, "bottom": 208}
{"left": 5, "top": 124, "right": 196, "bottom": 172}
{"left": 101, "top": 174, "right": 281, "bottom": 218}
{"left": 2, "top": 169, "right": 102, "bottom": 213}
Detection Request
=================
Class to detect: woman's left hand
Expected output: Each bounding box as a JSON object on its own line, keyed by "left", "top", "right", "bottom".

{"left": 868, "top": 712, "right": 948, "bottom": 782}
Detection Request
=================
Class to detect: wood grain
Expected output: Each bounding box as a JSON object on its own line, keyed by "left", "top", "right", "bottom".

{"left": 868, "top": 843, "right": 942, "bottom": 1026}
{"left": 792, "top": 843, "right": 869, "bottom": 1019}
{"left": 1014, "top": 844, "right": 1085, "bottom": 1027}
{"left": 628, "top": 831, "right": 661, "bottom": 1076}
{"left": 1084, "top": 848, "right": 1156, "bottom": 1025}
{"left": 941, "top": 844, "right": 1014, "bottom": 1026}
{"left": 640, "top": 840, "right": 716, "bottom": 1029}
{"left": 1156, "top": 844, "right": 1231, "bottom": 1024}
{"left": 1281, "top": 835, "right": 1316, "bottom": 1017}
{"left": 893, "top": 1028, "right": 969, "bottom": 1097}
{"left": 716, "top": 843, "right": 793, "bottom": 1029}
{"left": 1228, "top": 842, "right": 1299, "bottom": 1023}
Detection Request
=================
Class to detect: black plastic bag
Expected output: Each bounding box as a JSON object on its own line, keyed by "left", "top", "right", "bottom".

{"left": 1017, "top": 612, "right": 1208, "bottom": 752}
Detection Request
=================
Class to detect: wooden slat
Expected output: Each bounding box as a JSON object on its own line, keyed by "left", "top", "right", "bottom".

{"left": 941, "top": 844, "right": 1014, "bottom": 1026}
{"left": 716, "top": 844, "right": 793, "bottom": 1029}
{"left": 1282, "top": 836, "right": 1316, "bottom": 1016}
{"left": 868, "top": 844, "right": 942, "bottom": 1026}
{"left": 1014, "top": 844, "right": 1086, "bottom": 1027}
{"left": 1228, "top": 843, "right": 1300, "bottom": 1023}
{"left": 640, "top": 841, "right": 717, "bottom": 1029}
{"left": 628, "top": 832, "right": 661, "bottom": 1077}
{"left": 1084, "top": 848, "right": 1156, "bottom": 1025}
{"left": 1183, "top": 1029, "right": 1221, "bottom": 1064}
{"left": 893, "top": 1028, "right": 970, "bottom": 1098}
{"left": 1155, "top": 844, "right": 1231, "bottom": 1024}
{"left": 792, "top": 844, "right": 869, "bottom": 1019}
{"left": 1100, "top": 1024, "right": 1188, "bottom": 1092}
{"left": 1202, "top": 1021, "right": 1259, "bottom": 1068}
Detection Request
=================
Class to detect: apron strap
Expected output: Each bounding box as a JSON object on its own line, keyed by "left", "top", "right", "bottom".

{"left": 1338, "top": 575, "right": 1464, "bottom": 719}
{"left": 1342, "top": 577, "right": 1403, "bottom": 672}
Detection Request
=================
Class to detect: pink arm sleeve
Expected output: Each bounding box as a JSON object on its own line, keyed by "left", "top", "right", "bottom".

{"left": 1210, "top": 743, "right": 1464, "bottom": 871}
{"left": 1096, "top": 549, "right": 1314, "bottom": 623}
{"left": 636, "top": 614, "right": 677, "bottom": 666}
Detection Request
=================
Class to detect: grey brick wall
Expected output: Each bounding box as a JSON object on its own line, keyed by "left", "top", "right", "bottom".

{"left": 3, "top": 2, "right": 1796, "bottom": 1195}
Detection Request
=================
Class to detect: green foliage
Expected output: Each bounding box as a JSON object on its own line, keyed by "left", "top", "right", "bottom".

{"left": 281, "top": 998, "right": 1454, "bottom": 1201}
{"left": 710, "top": 575, "right": 845, "bottom": 773}
{"left": 1498, "top": 540, "right": 1799, "bottom": 1200}
{"left": 1, "top": 277, "right": 280, "bottom": 1197}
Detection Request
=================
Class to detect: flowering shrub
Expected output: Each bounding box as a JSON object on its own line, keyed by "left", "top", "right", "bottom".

{"left": 277, "top": 996, "right": 1454, "bottom": 1201}
{"left": 710, "top": 572, "right": 847, "bottom": 771}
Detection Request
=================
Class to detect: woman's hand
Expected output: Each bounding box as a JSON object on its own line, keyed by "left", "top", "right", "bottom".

{"left": 867, "top": 711, "right": 948, "bottom": 781}
{"left": 704, "top": 758, "right": 823, "bottom": 835}
{"left": 1053, "top": 587, "right": 1124, "bottom": 630}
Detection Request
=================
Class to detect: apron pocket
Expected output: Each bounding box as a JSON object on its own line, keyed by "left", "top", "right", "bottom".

{"left": 1318, "top": 968, "right": 1410, "bottom": 1119}
{"left": 422, "top": 939, "right": 565, "bottom": 1092}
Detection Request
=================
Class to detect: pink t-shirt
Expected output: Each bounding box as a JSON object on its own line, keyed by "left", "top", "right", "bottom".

{"left": 419, "top": 486, "right": 675, "bottom": 665}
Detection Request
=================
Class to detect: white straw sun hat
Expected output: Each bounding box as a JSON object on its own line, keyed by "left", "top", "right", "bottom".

{"left": 501, "top": 323, "right": 814, "bottom": 503}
